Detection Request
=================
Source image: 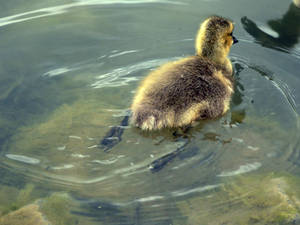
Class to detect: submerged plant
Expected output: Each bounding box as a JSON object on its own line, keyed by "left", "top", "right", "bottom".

{"left": 176, "top": 173, "right": 300, "bottom": 225}
{"left": 0, "top": 183, "right": 37, "bottom": 216}
{"left": 40, "top": 193, "right": 77, "bottom": 225}
{"left": 224, "top": 174, "right": 300, "bottom": 224}
{"left": 0, "top": 204, "right": 49, "bottom": 225}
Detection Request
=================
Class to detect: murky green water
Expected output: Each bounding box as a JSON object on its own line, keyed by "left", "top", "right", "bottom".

{"left": 0, "top": 0, "right": 300, "bottom": 224}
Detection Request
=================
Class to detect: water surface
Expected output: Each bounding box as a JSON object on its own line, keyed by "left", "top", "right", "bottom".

{"left": 0, "top": 0, "right": 300, "bottom": 224}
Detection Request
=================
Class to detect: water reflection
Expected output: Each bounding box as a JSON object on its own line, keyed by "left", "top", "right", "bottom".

{"left": 230, "top": 62, "right": 247, "bottom": 124}
{"left": 241, "top": 2, "right": 300, "bottom": 52}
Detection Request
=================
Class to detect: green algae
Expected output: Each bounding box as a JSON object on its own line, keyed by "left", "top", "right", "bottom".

{"left": 0, "top": 185, "right": 77, "bottom": 225}
{"left": 5, "top": 82, "right": 130, "bottom": 152}
{"left": 0, "top": 186, "right": 20, "bottom": 216}
{"left": 40, "top": 193, "right": 76, "bottom": 225}
{"left": 0, "top": 204, "right": 49, "bottom": 225}
{"left": 15, "top": 184, "right": 35, "bottom": 208}
{"left": 176, "top": 174, "right": 300, "bottom": 225}
{"left": 0, "top": 183, "right": 38, "bottom": 216}
{"left": 223, "top": 174, "right": 300, "bottom": 224}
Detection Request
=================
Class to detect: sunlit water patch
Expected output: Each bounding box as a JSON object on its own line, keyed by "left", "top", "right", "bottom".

{"left": 91, "top": 57, "right": 180, "bottom": 88}
{"left": 5, "top": 154, "right": 41, "bottom": 165}
{"left": 43, "top": 67, "right": 75, "bottom": 77}
{"left": 217, "top": 162, "right": 262, "bottom": 177}
{"left": 0, "top": 0, "right": 185, "bottom": 27}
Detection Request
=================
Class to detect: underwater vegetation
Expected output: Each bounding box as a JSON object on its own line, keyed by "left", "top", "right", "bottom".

{"left": 176, "top": 173, "right": 300, "bottom": 225}
{"left": 40, "top": 193, "right": 77, "bottom": 225}
{"left": 2, "top": 96, "right": 121, "bottom": 175}
{"left": 0, "top": 185, "right": 76, "bottom": 225}
{"left": 3, "top": 173, "right": 297, "bottom": 225}
{"left": 0, "top": 183, "right": 36, "bottom": 216}
{"left": 0, "top": 204, "right": 49, "bottom": 225}
{"left": 0, "top": 183, "right": 48, "bottom": 225}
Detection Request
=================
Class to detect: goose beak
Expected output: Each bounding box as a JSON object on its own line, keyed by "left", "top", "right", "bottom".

{"left": 233, "top": 35, "right": 238, "bottom": 44}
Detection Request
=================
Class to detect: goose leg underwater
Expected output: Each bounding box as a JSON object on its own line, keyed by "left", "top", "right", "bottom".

{"left": 99, "top": 113, "right": 130, "bottom": 152}
{"left": 100, "top": 16, "right": 238, "bottom": 170}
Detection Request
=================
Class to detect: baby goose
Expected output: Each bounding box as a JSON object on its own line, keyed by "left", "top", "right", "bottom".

{"left": 131, "top": 16, "right": 238, "bottom": 130}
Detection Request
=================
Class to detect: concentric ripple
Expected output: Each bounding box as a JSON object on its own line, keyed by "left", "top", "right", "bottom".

{"left": 1, "top": 1, "right": 300, "bottom": 223}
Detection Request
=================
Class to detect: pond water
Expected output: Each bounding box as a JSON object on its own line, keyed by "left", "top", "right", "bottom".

{"left": 0, "top": 0, "right": 300, "bottom": 224}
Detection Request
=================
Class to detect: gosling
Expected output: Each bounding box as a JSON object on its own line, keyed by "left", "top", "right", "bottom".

{"left": 131, "top": 16, "right": 238, "bottom": 130}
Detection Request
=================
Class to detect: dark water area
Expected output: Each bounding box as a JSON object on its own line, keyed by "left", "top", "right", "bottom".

{"left": 0, "top": 0, "right": 300, "bottom": 224}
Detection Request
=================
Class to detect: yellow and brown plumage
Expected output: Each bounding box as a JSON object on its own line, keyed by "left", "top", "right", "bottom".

{"left": 131, "top": 16, "right": 238, "bottom": 130}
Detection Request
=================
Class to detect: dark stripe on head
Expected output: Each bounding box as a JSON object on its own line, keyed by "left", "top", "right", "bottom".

{"left": 207, "top": 16, "right": 231, "bottom": 29}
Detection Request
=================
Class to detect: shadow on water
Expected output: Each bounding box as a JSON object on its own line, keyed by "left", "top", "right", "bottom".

{"left": 241, "top": 2, "right": 300, "bottom": 52}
